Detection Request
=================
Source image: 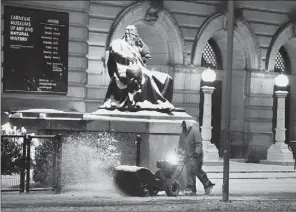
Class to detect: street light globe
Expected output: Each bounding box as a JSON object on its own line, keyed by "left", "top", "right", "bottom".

{"left": 201, "top": 67, "right": 216, "bottom": 82}
{"left": 274, "top": 73, "right": 289, "bottom": 87}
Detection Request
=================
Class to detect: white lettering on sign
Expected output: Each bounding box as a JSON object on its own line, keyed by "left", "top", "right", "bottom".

{"left": 44, "top": 55, "right": 52, "bottom": 59}
{"left": 10, "top": 36, "right": 28, "bottom": 41}
{"left": 38, "top": 79, "right": 57, "bottom": 90}
{"left": 10, "top": 15, "right": 31, "bottom": 21}
{"left": 44, "top": 31, "right": 52, "bottom": 35}
{"left": 24, "top": 27, "right": 33, "bottom": 32}
{"left": 41, "top": 36, "right": 52, "bottom": 40}
{"left": 47, "top": 19, "right": 59, "bottom": 24}
{"left": 39, "top": 17, "right": 64, "bottom": 70}
{"left": 10, "top": 20, "right": 31, "bottom": 27}
{"left": 9, "top": 15, "right": 32, "bottom": 42}
{"left": 43, "top": 50, "right": 51, "bottom": 54}
{"left": 10, "top": 31, "right": 29, "bottom": 36}
{"left": 43, "top": 40, "right": 52, "bottom": 45}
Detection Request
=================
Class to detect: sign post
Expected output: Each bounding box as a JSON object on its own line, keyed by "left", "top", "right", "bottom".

{"left": 222, "top": 0, "right": 234, "bottom": 202}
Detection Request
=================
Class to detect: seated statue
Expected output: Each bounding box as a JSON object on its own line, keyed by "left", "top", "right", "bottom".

{"left": 99, "top": 25, "right": 174, "bottom": 111}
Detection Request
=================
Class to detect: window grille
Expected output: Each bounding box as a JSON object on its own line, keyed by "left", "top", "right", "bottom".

{"left": 201, "top": 39, "right": 222, "bottom": 70}
{"left": 274, "top": 47, "right": 290, "bottom": 74}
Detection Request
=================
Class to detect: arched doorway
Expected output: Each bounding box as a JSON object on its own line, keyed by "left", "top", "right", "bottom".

{"left": 266, "top": 22, "right": 296, "bottom": 144}
{"left": 192, "top": 14, "right": 260, "bottom": 158}
{"left": 198, "top": 38, "right": 223, "bottom": 156}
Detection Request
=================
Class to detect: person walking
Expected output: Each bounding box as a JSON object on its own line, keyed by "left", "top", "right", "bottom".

{"left": 177, "top": 120, "right": 215, "bottom": 196}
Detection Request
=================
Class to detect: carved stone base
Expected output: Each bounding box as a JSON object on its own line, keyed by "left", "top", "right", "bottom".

{"left": 267, "top": 142, "right": 294, "bottom": 162}
{"left": 9, "top": 108, "right": 194, "bottom": 173}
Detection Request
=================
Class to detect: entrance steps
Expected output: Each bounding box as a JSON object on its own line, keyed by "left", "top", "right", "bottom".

{"left": 203, "top": 159, "right": 295, "bottom": 179}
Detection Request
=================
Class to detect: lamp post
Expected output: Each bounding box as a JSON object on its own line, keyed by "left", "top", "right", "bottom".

{"left": 267, "top": 73, "right": 293, "bottom": 162}
{"left": 200, "top": 67, "right": 219, "bottom": 161}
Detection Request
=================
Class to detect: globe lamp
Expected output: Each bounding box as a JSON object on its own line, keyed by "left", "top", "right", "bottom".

{"left": 275, "top": 73, "right": 289, "bottom": 87}
{"left": 201, "top": 67, "right": 216, "bottom": 82}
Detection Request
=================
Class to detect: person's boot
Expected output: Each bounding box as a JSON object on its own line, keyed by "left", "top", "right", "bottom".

{"left": 205, "top": 182, "right": 215, "bottom": 195}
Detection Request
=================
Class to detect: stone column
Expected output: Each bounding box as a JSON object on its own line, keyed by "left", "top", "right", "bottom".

{"left": 201, "top": 86, "right": 219, "bottom": 161}
{"left": 267, "top": 91, "right": 293, "bottom": 162}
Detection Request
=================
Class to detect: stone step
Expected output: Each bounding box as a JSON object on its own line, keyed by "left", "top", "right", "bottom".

{"left": 204, "top": 160, "right": 295, "bottom": 172}
{"left": 201, "top": 160, "right": 296, "bottom": 179}
{"left": 206, "top": 171, "right": 296, "bottom": 179}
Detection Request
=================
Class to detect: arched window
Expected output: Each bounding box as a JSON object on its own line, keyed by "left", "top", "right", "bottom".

{"left": 201, "top": 38, "right": 222, "bottom": 70}
{"left": 274, "top": 46, "right": 290, "bottom": 74}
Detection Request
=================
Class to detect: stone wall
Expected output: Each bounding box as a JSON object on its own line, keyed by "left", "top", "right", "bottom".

{"left": 3, "top": 0, "right": 296, "bottom": 159}
{"left": 1, "top": 0, "right": 89, "bottom": 112}
{"left": 85, "top": 1, "right": 134, "bottom": 112}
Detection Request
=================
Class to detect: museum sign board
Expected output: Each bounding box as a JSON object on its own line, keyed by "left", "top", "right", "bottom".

{"left": 3, "top": 6, "right": 69, "bottom": 94}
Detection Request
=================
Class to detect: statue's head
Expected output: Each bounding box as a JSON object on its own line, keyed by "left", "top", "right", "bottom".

{"left": 124, "top": 25, "right": 138, "bottom": 46}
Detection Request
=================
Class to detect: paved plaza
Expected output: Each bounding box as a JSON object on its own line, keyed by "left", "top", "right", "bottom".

{"left": 2, "top": 161, "right": 295, "bottom": 211}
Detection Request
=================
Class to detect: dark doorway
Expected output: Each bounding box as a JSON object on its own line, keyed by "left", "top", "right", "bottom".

{"left": 272, "top": 85, "right": 291, "bottom": 144}
{"left": 199, "top": 80, "right": 223, "bottom": 157}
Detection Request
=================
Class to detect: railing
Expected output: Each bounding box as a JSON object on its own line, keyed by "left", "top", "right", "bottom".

{"left": 1, "top": 135, "right": 26, "bottom": 193}
{"left": 1, "top": 134, "right": 62, "bottom": 193}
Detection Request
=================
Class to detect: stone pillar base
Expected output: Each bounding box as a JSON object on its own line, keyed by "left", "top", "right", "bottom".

{"left": 203, "top": 141, "right": 220, "bottom": 162}
{"left": 267, "top": 142, "right": 294, "bottom": 162}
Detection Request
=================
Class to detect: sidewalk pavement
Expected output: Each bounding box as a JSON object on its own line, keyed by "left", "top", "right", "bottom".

{"left": 1, "top": 161, "right": 295, "bottom": 208}
{"left": 2, "top": 178, "right": 296, "bottom": 207}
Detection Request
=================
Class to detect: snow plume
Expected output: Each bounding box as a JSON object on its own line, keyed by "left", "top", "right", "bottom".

{"left": 61, "top": 132, "right": 122, "bottom": 196}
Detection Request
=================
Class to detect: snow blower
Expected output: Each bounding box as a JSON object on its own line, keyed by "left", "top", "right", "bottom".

{"left": 113, "top": 152, "right": 185, "bottom": 197}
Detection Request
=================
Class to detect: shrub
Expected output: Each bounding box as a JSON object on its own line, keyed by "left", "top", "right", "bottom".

{"left": 1, "top": 124, "right": 25, "bottom": 175}
{"left": 32, "top": 138, "right": 55, "bottom": 186}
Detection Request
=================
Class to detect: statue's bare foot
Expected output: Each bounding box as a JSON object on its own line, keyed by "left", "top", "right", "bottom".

{"left": 156, "top": 100, "right": 174, "bottom": 111}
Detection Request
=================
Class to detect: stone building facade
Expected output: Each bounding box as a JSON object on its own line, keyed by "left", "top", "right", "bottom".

{"left": 2, "top": 0, "right": 296, "bottom": 159}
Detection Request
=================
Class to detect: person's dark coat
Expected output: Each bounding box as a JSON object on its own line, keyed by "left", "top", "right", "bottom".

{"left": 178, "top": 121, "right": 203, "bottom": 156}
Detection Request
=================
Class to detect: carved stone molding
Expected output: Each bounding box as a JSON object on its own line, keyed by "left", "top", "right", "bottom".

{"left": 265, "top": 22, "right": 296, "bottom": 72}
{"left": 238, "top": 18, "right": 262, "bottom": 71}
{"left": 160, "top": 9, "right": 187, "bottom": 65}
{"left": 105, "top": 1, "right": 186, "bottom": 65}
{"left": 191, "top": 13, "right": 261, "bottom": 70}
{"left": 144, "top": 0, "right": 164, "bottom": 25}
{"left": 223, "top": 9, "right": 261, "bottom": 70}
{"left": 222, "top": 7, "right": 243, "bottom": 31}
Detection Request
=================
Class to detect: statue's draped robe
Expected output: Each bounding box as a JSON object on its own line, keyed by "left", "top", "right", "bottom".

{"left": 100, "top": 39, "right": 174, "bottom": 110}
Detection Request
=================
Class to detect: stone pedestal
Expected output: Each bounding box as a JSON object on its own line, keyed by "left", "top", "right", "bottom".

{"left": 267, "top": 142, "right": 293, "bottom": 162}
{"left": 85, "top": 109, "right": 194, "bottom": 174}
{"left": 267, "top": 91, "right": 293, "bottom": 163}
{"left": 201, "top": 86, "right": 219, "bottom": 162}
{"left": 9, "top": 108, "right": 196, "bottom": 191}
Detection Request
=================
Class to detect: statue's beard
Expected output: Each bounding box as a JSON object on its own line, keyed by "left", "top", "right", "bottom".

{"left": 126, "top": 36, "right": 135, "bottom": 46}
